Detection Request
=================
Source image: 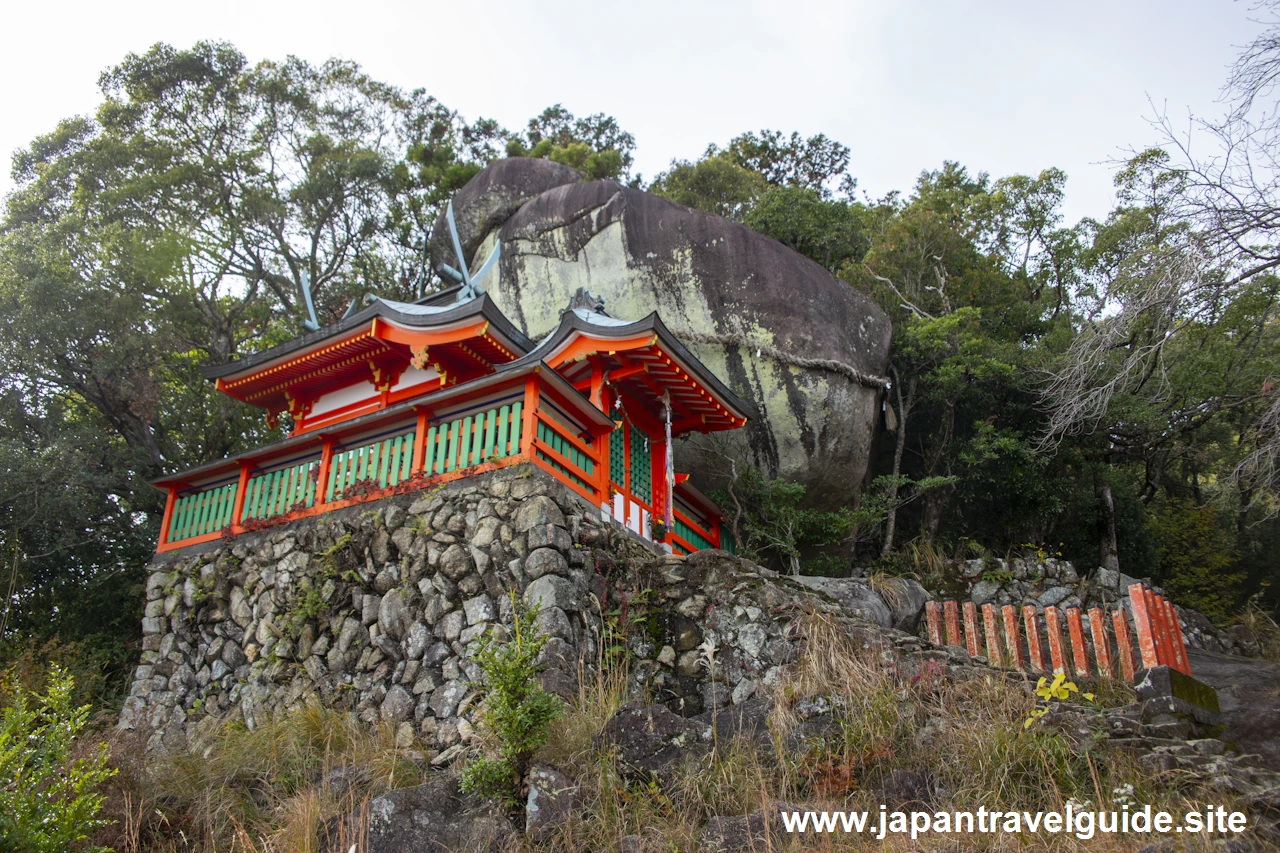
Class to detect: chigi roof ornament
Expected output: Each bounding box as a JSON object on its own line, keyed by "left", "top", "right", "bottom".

{"left": 437, "top": 199, "right": 501, "bottom": 303}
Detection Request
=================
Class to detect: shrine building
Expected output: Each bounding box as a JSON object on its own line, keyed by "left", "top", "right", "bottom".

{"left": 152, "top": 285, "right": 752, "bottom": 557}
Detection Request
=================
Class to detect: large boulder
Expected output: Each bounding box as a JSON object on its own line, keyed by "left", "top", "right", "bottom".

{"left": 431, "top": 158, "right": 892, "bottom": 507}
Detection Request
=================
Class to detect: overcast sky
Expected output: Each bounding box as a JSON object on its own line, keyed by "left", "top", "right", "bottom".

{"left": 0, "top": 1, "right": 1264, "bottom": 224}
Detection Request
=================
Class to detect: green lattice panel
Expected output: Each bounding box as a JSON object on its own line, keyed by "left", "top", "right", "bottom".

{"left": 674, "top": 517, "right": 714, "bottom": 551}
{"left": 169, "top": 482, "right": 238, "bottom": 542}
{"left": 609, "top": 423, "right": 626, "bottom": 485}
{"left": 629, "top": 424, "right": 651, "bottom": 504}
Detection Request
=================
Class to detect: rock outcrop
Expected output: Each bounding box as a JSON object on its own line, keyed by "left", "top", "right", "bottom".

{"left": 430, "top": 158, "right": 893, "bottom": 507}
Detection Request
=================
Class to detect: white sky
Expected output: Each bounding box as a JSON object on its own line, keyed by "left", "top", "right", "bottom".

{"left": 0, "top": 0, "right": 1264, "bottom": 225}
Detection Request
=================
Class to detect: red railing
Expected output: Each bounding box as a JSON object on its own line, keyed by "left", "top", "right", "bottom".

{"left": 924, "top": 582, "right": 1192, "bottom": 681}
{"left": 156, "top": 367, "right": 612, "bottom": 552}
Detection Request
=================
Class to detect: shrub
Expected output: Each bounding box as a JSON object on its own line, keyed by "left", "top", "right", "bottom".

{"left": 0, "top": 666, "right": 115, "bottom": 853}
{"left": 461, "top": 594, "right": 563, "bottom": 806}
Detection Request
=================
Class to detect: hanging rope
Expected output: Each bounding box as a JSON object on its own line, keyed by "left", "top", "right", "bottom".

{"left": 663, "top": 391, "right": 675, "bottom": 532}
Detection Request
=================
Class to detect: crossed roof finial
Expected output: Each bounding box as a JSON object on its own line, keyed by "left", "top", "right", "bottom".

{"left": 438, "top": 200, "right": 502, "bottom": 302}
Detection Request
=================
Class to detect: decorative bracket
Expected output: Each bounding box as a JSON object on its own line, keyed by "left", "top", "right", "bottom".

{"left": 283, "top": 391, "right": 314, "bottom": 421}
{"left": 369, "top": 359, "right": 407, "bottom": 393}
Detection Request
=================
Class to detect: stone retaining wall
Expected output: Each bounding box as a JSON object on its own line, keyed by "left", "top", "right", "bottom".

{"left": 119, "top": 465, "right": 628, "bottom": 754}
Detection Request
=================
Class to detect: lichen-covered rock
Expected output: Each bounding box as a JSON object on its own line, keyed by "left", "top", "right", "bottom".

{"left": 525, "top": 765, "right": 580, "bottom": 841}
{"left": 329, "top": 774, "right": 515, "bottom": 853}
{"left": 431, "top": 157, "right": 892, "bottom": 507}
{"left": 598, "top": 702, "right": 713, "bottom": 782}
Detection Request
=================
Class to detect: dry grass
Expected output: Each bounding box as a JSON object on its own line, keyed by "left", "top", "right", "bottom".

{"left": 88, "top": 610, "right": 1259, "bottom": 853}
{"left": 1236, "top": 597, "right": 1280, "bottom": 662}
{"left": 92, "top": 704, "right": 424, "bottom": 853}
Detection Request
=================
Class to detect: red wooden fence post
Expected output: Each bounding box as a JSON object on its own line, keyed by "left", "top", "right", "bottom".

{"left": 1088, "top": 607, "right": 1112, "bottom": 679}
{"left": 1045, "top": 606, "right": 1066, "bottom": 675}
{"left": 1161, "top": 596, "right": 1190, "bottom": 676}
{"left": 925, "top": 601, "right": 942, "bottom": 646}
{"left": 1002, "top": 604, "right": 1023, "bottom": 670}
{"left": 982, "top": 603, "right": 1003, "bottom": 666}
{"left": 1112, "top": 608, "right": 1136, "bottom": 682}
{"left": 1147, "top": 588, "right": 1172, "bottom": 668}
{"left": 1128, "top": 583, "right": 1159, "bottom": 670}
{"left": 1066, "top": 608, "right": 1090, "bottom": 678}
{"left": 1023, "top": 604, "right": 1045, "bottom": 673}
{"left": 158, "top": 487, "right": 178, "bottom": 547}
{"left": 944, "top": 600, "right": 961, "bottom": 648}
{"left": 962, "top": 601, "right": 981, "bottom": 657}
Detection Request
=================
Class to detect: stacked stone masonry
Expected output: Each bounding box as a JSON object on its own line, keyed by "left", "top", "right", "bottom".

{"left": 121, "top": 466, "right": 618, "bottom": 754}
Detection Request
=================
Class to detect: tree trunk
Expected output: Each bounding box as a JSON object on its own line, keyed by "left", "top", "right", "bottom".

{"left": 920, "top": 489, "right": 947, "bottom": 545}
{"left": 1096, "top": 476, "right": 1121, "bottom": 572}
{"left": 880, "top": 370, "right": 911, "bottom": 557}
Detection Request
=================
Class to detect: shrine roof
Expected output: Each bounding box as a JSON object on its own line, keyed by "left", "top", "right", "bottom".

{"left": 201, "top": 293, "right": 533, "bottom": 384}
{"left": 500, "top": 308, "right": 755, "bottom": 433}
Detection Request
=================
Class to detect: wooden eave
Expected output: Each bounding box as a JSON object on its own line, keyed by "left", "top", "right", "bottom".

{"left": 203, "top": 295, "right": 531, "bottom": 413}
{"left": 501, "top": 310, "right": 755, "bottom": 436}
{"left": 152, "top": 361, "right": 611, "bottom": 492}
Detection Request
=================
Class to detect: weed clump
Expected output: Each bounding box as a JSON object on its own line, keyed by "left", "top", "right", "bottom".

{"left": 460, "top": 594, "right": 563, "bottom": 807}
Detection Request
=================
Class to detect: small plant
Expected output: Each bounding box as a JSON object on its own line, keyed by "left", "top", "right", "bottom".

{"left": 1024, "top": 673, "right": 1094, "bottom": 728}
{"left": 460, "top": 593, "right": 563, "bottom": 807}
{"left": 282, "top": 583, "right": 327, "bottom": 640}
{"left": 0, "top": 666, "right": 116, "bottom": 852}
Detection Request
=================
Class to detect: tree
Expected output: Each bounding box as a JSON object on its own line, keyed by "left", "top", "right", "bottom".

{"left": 742, "top": 186, "right": 869, "bottom": 272}
{"left": 0, "top": 42, "right": 518, "bottom": 694}
{"left": 505, "top": 104, "right": 636, "bottom": 181}
{"left": 648, "top": 155, "right": 766, "bottom": 220}
{"left": 717, "top": 130, "right": 854, "bottom": 198}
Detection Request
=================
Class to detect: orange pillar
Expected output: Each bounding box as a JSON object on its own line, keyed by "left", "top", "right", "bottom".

{"left": 1147, "top": 588, "right": 1171, "bottom": 668}
{"left": 925, "top": 601, "right": 942, "bottom": 645}
{"left": 1089, "top": 607, "right": 1112, "bottom": 679}
{"left": 230, "top": 462, "right": 252, "bottom": 531}
{"left": 1128, "top": 584, "right": 1158, "bottom": 670}
{"left": 1112, "top": 608, "right": 1136, "bottom": 681}
{"left": 962, "top": 601, "right": 981, "bottom": 657}
{"left": 1023, "top": 605, "right": 1044, "bottom": 673}
{"left": 158, "top": 487, "right": 178, "bottom": 547}
{"left": 521, "top": 376, "right": 540, "bottom": 457}
{"left": 982, "top": 603, "right": 1003, "bottom": 666}
{"left": 943, "top": 600, "right": 961, "bottom": 648}
{"left": 410, "top": 407, "right": 430, "bottom": 476}
{"left": 1002, "top": 605, "right": 1023, "bottom": 669}
{"left": 1161, "top": 597, "right": 1190, "bottom": 676}
{"left": 1045, "top": 607, "right": 1066, "bottom": 675}
{"left": 315, "top": 437, "right": 336, "bottom": 506}
{"left": 1066, "top": 608, "right": 1090, "bottom": 678}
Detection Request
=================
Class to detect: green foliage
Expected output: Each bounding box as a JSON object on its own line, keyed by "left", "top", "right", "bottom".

{"left": 648, "top": 154, "right": 766, "bottom": 221}
{"left": 460, "top": 594, "right": 563, "bottom": 806}
{"left": 712, "top": 466, "right": 856, "bottom": 575}
{"left": 716, "top": 129, "right": 854, "bottom": 198}
{"left": 742, "top": 186, "right": 869, "bottom": 271}
{"left": 282, "top": 582, "right": 327, "bottom": 640}
{"left": 1148, "top": 498, "right": 1243, "bottom": 622}
{"left": 0, "top": 667, "right": 115, "bottom": 852}
{"left": 506, "top": 104, "right": 635, "bottom": 180}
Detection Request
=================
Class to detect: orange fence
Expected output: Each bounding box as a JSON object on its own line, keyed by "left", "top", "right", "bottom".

{"left": 924, "top": 582, "right": 1191, "bottom": 681}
